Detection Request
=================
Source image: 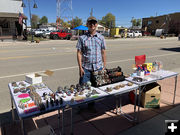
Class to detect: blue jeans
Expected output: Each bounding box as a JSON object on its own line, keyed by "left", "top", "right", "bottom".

{"left": 79, "top": 67, "right": 102, "bottom": 85}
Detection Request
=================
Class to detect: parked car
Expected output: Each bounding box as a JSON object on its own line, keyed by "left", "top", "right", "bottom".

{"left": 127, "top": 31, "right": 142, "bottom": 38}
{"left": 34, "top": 29, "right": 44, "bottom": 37}
{"left": 42, "top": 30, "right": 52, "bottom": 38}
{"left": 50, "top": 29, "right": 72, "bottom": 40}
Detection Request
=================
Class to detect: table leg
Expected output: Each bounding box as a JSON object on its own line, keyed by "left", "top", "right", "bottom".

{"left": 173, "top": 76, "right": 178, "bottom": 104}
{"left": 62, "top": 108, "right": 64, "bottom": 135}
{"left": 119, "top": 95, "right": 122, "bottom": 113}
{"left": 116, "top": 96, "right": 119, "bottom": 114}
{"left": 137, "top": 86, "right": 142, "bottom": 123}
{"left": 134, "top": 89, "right": 137, "bottom": 123}
{"left": 20, "top": 118, "right": 25, "bottom": 135}
{"left": 58, "top": 109, "right": 61, "bottom": 135}
{"left": 70, "top": 108, "right": 73, "bottom": 135}
{"left": 11, "top": 95, "right": 15, "bottom": 121}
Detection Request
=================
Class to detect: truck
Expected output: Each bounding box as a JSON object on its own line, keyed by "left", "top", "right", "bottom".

{"left": 50, "top": 29, "right": 72, "bottom": 40}
{"left": 127, "top": 31, "right": 142, "bottom": 38}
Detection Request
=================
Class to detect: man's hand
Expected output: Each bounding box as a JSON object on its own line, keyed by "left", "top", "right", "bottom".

{"left": 79, "top": 67, "right": 84, "bottom": 77}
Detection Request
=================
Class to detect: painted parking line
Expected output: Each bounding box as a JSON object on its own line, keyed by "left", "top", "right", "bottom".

{"left": 0, "top": 52, "right": 179, "bottom": 79}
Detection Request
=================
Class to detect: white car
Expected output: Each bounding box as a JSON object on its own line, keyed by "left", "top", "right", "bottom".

{"left": 34, "top": 29, "right": 44, "bottom": 37}
{"left": 127, "top": 31, "right": 142, "bottom": 38}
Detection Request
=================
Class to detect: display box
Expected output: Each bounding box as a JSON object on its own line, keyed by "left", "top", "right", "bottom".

{"left": 25, "top": 73, "right": 42, "bottom": 84}
{"left": 142, "top": 63, "right": 153, "bottom": 72}
{"left": 141, "top": 82, "right": 161, "bottom": 108}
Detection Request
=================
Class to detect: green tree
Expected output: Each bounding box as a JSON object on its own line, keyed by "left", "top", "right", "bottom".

{"left": 31, "top": 14, "right": 39, "bottom": 29}
{"left": 62, "top": 22, "right": 71, "bottom": 28}
{"left": 99, "top": 13, "right": 115, "bottom": 28}
{"left": 69, "top": 16, "right": 82, "bottom": 28}
{"left": 39, "top": 16, "right": 48, "bottom": 24}
{"left": 131, "top": 18, "right": 141, "bottom": 26}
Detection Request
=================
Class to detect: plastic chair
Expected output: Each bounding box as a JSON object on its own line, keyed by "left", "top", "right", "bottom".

{"left": 135, "top": 54, "right": 146, "bottom": 66}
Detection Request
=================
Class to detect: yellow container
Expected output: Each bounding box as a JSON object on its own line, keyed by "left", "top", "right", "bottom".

{"left": 142, "top": 63, "right": 153, "bottom": 72}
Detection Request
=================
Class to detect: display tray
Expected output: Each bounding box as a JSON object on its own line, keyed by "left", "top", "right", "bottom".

{"left": 9, "top": 81, "right": 64, "bottom": 118}
{"left": 126, "top": 69, "right": 178, "bottom": 86}
{"left": 150, "top": 69, "right": 178, "bottom": 79}
{"left": 98, "top": 81, "right": 138, "bottom": 95}
{"left": 56, "top": 87, "right": 108, "bottom": 106}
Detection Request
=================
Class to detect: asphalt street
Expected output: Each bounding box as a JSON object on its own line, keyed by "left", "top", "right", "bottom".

{"left": 0, "top": 37, "right": 180, "bottom": 113}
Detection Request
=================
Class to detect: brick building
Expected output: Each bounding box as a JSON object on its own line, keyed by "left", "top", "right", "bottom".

{"left": 142, "top": 12, "right": 180, "bottom": 36}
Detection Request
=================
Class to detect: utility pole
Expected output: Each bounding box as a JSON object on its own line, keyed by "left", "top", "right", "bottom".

{"left": 57, "top": 0, "right": 73, "bottom": 28}
{"left": 90, "top": 8, "right": 93, "bottom": 17}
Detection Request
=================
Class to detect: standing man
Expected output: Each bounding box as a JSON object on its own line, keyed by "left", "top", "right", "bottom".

{"left": 76, "top": 16, "right": 106, "bottom": 85}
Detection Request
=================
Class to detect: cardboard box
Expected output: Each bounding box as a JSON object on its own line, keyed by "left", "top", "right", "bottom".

{"left": 28, "top": 125, "right": 56, "bottom": 135}
{"left": 25, "top": 73, "right": 42, "bottom": 84}
{"left": 141, "top": 82, "right": 161, "bottom": 108}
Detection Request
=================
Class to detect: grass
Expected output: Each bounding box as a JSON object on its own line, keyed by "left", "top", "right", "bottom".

{"left": 27, "top": 35, "right": 50, "bottom": 41}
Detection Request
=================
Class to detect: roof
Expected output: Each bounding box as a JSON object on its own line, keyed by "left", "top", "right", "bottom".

{"left": 0, "top": 12, "right": 27, "bottom": 19}
{"left": 142, "top": 12, "right": 180, "bottom": 19}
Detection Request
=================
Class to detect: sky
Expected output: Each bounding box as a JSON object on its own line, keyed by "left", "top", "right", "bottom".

{"left": 23, "top": 0, "right": 180, "bottom": 27}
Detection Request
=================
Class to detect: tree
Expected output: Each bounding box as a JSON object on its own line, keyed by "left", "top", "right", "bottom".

{"left": 39, "top": 16, "right": 48, "bottom": 25}
{"left": 31, "top": 14, "right": 39, "bottom": 29}
{"left": 62, "top": 22, "right": 71, "bottom": 28}
{"left": 131, "top": 18, "right": 141, "bottom": 26}
{"left": 99, "top": 13, "right": 115, "bottom": 28}
{"left": 69, "top": 16, "right": 82, "bottom": 29}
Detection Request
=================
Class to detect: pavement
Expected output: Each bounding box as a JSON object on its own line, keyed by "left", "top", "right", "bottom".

{"left": 0, "top": 75, "right": 179, "bottom": 135}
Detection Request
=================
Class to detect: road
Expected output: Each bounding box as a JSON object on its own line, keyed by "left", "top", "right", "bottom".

{"left": 0, "top": 37, "right": 180, "bottom": 113}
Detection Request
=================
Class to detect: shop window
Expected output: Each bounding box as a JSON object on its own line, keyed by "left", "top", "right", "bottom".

{"left": 0, "top": 20, "right": 10, "bottom": 28}
{"left": 148, "top": 20, "right": 152, "bottom": 25}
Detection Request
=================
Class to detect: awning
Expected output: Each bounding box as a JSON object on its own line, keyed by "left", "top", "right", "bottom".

{"left": 0, "top": 12, "right": 27, "bottom": 19}
{"left": 73, "top": 25, "right": 88, "bottom": 30}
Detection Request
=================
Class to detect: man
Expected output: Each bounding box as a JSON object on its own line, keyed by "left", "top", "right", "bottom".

{"left": 76, "top": 16, "right": 106, "bottom": 85}
{"left": 76, "top": 16, "right": 106, "bottom": 113}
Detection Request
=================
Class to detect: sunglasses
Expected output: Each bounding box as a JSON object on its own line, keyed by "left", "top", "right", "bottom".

{"left": 88, "top": 20, "right": 97, "bottom": 25}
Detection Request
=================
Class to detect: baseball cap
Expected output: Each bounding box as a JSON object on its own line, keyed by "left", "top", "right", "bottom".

{"left": 87, "top": 16, "right": 97, "bottom": 22}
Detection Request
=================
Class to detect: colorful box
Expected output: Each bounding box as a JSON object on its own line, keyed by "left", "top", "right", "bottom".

{"left": 142, "top": 63, "right": 153, "bottom": 72}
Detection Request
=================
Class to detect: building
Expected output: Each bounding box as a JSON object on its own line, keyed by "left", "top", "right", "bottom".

{"left": 96, "top": 24, "right": 109, "bottom": 37}
{"left": 39, "top": 24, "right": 57, "bottom": 31}
{"left": 0, "top": 0, "right": 27, "bottom": 39}
{"left": 142, "top": 12, "right": 180, "bottom": 36}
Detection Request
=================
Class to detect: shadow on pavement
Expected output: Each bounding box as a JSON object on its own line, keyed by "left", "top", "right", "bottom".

{"left": 0, "top": 94, "right": 179, "bottom": 135}
{"left": 160, "top": 47, "right": 180, "bottom": 52}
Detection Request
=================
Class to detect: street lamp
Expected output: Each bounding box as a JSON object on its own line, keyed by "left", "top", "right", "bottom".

{"left": 21, "top": 0, "right": 38, "bottom": 42}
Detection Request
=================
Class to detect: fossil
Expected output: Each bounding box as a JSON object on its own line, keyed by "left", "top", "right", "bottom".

{"left": 86, "top": 93, "right": 91, "bottom": 97}
{"left": 119, "top": 84, "right": 125, "bottom": 88}
{"left": 114, "top": 85, "right": 120, "bottom": 90}
{"left": 14, "top": 88, "right": 20, "bottom": 93}
{"left": 12, "top": 82, "right": 17, "bottom": 87}
{"left": 79, "top": 91, "right": 84, "bottom": 95}
{"left": 92, "top": 89, "right": 99, "bottom": 95}
{"left": 19, "top": 82, "right": 26, "bottom": 87}
{"left": 127, "top": 82, "right": 133, "bottom": 86}
{"left": 106, "top": 87, "right": 113, "bottom": 92}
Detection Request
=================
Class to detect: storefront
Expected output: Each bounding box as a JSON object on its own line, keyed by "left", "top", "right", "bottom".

{"left": 0, "top": 12, "right": 27, "bottom": 39}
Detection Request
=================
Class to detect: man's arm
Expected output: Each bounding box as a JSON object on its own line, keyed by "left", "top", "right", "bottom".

{"left": 101, "top": 49, "right": 106, "bottom": 69}
{"left": 77, "top": 50, "right": 84, "bottom": 77}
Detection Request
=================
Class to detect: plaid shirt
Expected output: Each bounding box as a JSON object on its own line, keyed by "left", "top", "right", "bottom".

{"left": 76, "top": 32, "right": 106, "bottom": 71}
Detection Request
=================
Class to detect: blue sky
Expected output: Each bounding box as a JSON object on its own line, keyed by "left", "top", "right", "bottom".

{"left": 23, "top": 0, "right": 180, "bottom": 27}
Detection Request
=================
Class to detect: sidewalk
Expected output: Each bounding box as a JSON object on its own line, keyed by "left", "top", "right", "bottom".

{"left": 0, "top": 76, "right": 179, "bottom": 135}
